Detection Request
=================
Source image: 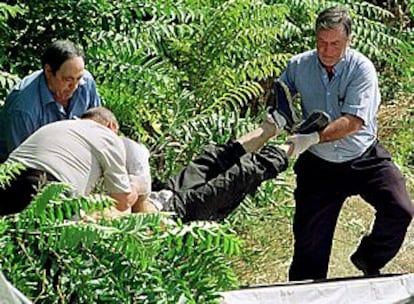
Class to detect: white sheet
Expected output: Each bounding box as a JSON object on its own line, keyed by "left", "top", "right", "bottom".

{"left": 221, "top": 274, "right": 414, "bottom": 304}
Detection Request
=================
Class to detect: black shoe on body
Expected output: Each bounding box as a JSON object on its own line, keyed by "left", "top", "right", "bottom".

{"left": 293, "top": 110, "right": 331, "bottom": 134}
{"left": 267, "top": 80, "right": 330, "bottom": 134}
{"left": 267, "top": 79, "right": 299, "bottom": 132}
{"left": 350, "top": 254, "right": 381, "bottom": 276}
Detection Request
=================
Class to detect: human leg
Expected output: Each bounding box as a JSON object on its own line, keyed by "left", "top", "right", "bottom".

{"left": 237, "top": 114, "right": 281, "bottom": 153}
{"left": 162, "top": 111, "right": 334, "bottom": 221}
{"left": 163, "top": 108, "right": 334, "bottom": 193}
{"left": 289, "top": 151, "right": 348, "bottom": 281}
{"left": 165, "top": 114, "right": 284, "bottom": 193}
{"left": 164, "top": 144, "right": 289, "bottom": 222}
{"left": 349, "top": 142, "right": 412, "bottom": 274}
{"left": 165, "top": 142, "right": 247, "bottom": 192}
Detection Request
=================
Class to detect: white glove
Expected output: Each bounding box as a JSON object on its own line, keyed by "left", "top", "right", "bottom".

{"left": 287, "top": 132, "right": 320, "bottom": 157}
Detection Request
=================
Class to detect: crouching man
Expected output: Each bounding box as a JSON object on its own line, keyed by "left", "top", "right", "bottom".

{"left": 0, "top": 107, "right": 145, "bottom": 216}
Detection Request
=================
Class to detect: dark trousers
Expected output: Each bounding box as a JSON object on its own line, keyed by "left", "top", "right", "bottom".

{"left": 163, "top": 142, "right": 288, "bottom": 222}
{"left": 289, "top": 141, "right": 412, "bottom": 281}
{"left": 0, "top": 168, "right": 57, "bottom": 215}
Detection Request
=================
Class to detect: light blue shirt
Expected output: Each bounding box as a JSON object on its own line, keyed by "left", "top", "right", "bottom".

{"left": 0, "top": 70, "right": 101, "bottom": 162}
{"left": 280, "top": 48, "right": 380, "bottom": 163}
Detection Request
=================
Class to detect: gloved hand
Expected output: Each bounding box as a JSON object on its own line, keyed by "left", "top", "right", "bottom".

{"left": 286, "top": 132, "right": 320, "bottom": 157}
{"left": 265, "top": 111, "right": 287, "bottom": 131}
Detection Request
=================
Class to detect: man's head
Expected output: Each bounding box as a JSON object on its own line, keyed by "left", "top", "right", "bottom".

{"left": 42, "top": 40, "right": 86, "bottom": 104}
{"left": 81, "top": 107, "right": 119, "bottom": 133}
{"left": 315, "top": 6, "right": 352, "bottom": 67}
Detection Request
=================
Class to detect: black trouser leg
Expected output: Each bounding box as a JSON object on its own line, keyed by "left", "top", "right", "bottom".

{"left": 289, "top": 152, "right": 347, "bottom": 281}
{"left": 166, "top": 142, "right": 246, "bottom": 192}
{"left": 350, "top": 143, "right": 412, "bottom": 271}
{"left": 165, "top": 144, "right": 288, "bottom": 222}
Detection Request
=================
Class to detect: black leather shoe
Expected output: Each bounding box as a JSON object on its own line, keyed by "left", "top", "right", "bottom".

{"left": 267, "top": 80, "right": 299, "bottom": 131}
{"left": 350, "top": 254, "right": 380, "bottom": 276}
{"left": 293, "top": 110, "right": 330, "bottom": 134}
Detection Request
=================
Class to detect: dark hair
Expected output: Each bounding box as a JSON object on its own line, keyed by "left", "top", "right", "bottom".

{"left": 315, "top": 6, "right": 352, "bottom": 37}
{"left": 81, "top": 107, "right": 119, "bottom": 128}
{"left": 41, "top": 39, "right": 85, "bottom": 74}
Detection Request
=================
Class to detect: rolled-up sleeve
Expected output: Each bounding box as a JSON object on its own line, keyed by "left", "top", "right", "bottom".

{"left": 342, "top": 60, "right": 379, "bottom": 125}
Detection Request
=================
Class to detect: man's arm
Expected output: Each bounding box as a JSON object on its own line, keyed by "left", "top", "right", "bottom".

{"left": 5, "top": 109, "right": 37, "bottom": 154}
{"left": 109, "top": 192, "right": 138, "bottom": 212}
{"left": 87, "top": 77, "right": 101, "bottom": 108}
{"left": 287, "top": 114, "right": 363, "bottom": 157}
{"left": 109, "top": 175, "right": 140, "bottom": 211}
{"left": 108, "top": 175, "right": 154, "bottom": 213}
{"left": 81, "top": 71, "right": 101, "bottom": 109}
{"left": 128, "top": 174, "right": 156, "bottom": 213}
{"left": 318, "top": 114, "right": 363, "bottom": 142}
{"left": 97, "top": 136, "right": 141, "bottom": 212}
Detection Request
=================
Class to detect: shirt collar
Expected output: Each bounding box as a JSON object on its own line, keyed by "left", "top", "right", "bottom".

{"left": 39, "top": 71, "right": 58, "bottom": 105}
{"left": 315, "top": 48, "right": 348, "bottom": 76}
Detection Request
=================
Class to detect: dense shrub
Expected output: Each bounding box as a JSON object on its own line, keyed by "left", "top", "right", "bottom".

{"left": 0, "top": 181, "right": 241, "bottom": 303}
{"left": 0, "top": 0, "right": 412, "bottom": 302}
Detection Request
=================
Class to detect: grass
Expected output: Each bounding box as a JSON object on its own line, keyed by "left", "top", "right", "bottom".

{"left": 231, "top": 185, "right": 414, "bottom": 286}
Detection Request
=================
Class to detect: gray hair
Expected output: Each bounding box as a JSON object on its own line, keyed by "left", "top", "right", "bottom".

{"left": 315, "top": 6, "right": 352, "bottom": 37}
{"left": 81, "top": 107, "right": 119, "bottom": 129}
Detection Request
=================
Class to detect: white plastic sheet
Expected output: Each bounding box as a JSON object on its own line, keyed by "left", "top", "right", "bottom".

{"left": 221, "top": 274, "right": 414, "bottom": 304}
{"left": 0, "top": 271, "right": 32, "bottom": 304}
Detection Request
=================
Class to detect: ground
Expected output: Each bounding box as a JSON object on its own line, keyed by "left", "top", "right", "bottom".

{"left": 232, "top": 195, "right": 414, "bottom": 286}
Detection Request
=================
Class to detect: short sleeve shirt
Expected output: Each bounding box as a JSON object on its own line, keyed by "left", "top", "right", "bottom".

{"left": 0, "top": 70, "right": 101, "bottom": 162}
{"left": 122, "top": 137, "right": 152, "bottom": 194}
{"left": 280, "top": 48, "right": 380, "bottom": 162}
{"left": 7, "top": 119, "right": 131, "bottom": 195}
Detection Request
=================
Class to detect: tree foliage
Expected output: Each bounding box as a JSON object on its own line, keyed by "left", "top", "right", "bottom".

{"left": 0, "top": 0, "right": 413, "bottom": 302}
{"left": 0, "top": 178, "right": 241, "bottom": 302}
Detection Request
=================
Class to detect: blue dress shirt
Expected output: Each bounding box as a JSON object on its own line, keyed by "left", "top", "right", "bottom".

{"left": 0, "top": 70, "right": 101, "bottom": 162}
{"left": 280, "top": 48, "right": 380, "bottom": 163}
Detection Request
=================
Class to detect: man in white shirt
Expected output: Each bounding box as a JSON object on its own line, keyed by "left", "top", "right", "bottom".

{"left": 0, "top": 107, "right": 144, "bottom": 215}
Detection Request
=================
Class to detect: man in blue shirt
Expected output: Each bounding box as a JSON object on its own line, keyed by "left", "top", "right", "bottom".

{"left": 0, "top": 39, "right": 101, "bottom": 162}
{"left": 272, "top": 6, "right": 412, "bottom": 280}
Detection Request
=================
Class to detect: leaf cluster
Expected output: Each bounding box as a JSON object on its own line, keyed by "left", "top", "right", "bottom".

{"left": 0, "top": 0, "right": 413, "bottom": 301}
{"left": 0, "top": 173, "right": 241, "bottom": 302}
